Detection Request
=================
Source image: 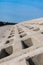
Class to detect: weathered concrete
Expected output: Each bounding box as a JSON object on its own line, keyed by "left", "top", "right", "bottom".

{"left": 0, "top": 18, "right": 43, "bottom": 65}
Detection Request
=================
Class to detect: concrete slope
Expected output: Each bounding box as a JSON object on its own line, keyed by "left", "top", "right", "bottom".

{"left": 0, "top": 18, "right": 43, "bottom": 65}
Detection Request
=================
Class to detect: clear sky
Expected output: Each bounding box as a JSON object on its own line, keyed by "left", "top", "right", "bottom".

{"left": 0, "top": 0, "right": 43, "bottom": 23}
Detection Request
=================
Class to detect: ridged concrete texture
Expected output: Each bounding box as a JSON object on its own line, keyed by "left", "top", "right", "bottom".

{"left": 0, "top": 18, "right": 43, "bottom": 65}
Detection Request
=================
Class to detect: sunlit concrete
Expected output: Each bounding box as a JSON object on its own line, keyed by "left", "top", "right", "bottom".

{"left": 0, "top": 18, "right": 43, "bottom": 65}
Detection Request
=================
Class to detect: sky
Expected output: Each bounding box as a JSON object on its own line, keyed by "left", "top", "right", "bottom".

{"left": 0, "top": 0, "right": 43, "bottom": 23}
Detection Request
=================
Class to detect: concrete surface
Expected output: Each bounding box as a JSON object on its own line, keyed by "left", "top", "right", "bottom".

{"left": 0, "top": 18, "right": 43, "bottom": 65}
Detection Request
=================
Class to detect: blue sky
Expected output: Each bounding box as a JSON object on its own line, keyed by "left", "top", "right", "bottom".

{"left": 0, "top": 0, "right": 43, "bottom": 23}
